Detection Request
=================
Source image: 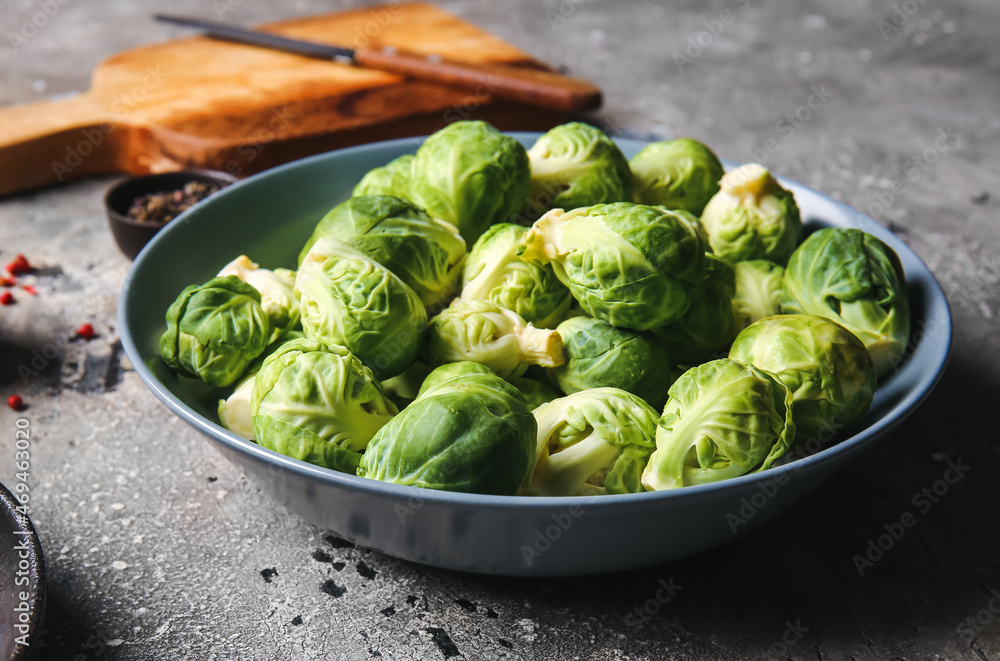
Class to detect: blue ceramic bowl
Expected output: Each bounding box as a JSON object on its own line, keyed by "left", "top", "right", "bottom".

{"left": 118, "top": 134, "right": 951, "bottom": 576}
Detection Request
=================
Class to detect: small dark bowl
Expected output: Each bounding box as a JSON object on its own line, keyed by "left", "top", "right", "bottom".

{"left": 105, "top": 170, "right": 239, "bottom": 260}
{"left": 0, "top": 480, "right": 46, "bottom": 661}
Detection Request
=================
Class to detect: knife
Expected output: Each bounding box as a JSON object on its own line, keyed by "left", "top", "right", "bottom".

{"left": 154, "top": 14, "right": 602, "bottom": 112}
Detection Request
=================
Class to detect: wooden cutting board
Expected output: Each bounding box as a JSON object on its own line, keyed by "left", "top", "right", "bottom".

{"left": 0, "top": 3, "right": 583, "bottom": 198}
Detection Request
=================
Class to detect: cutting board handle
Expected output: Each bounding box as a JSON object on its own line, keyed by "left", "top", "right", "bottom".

{"left": 0, "top": 96, "right": 125, "bottom": 197}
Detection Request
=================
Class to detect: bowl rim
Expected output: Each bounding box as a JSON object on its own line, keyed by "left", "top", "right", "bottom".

{"left": 0, "top": 479, "right": 46, "bottom": 661}
{"left": 118, "top": 133, "right": 953, "bottom": 512}
{"left": 104, "top": 168, "right": 240, "bottom": 229}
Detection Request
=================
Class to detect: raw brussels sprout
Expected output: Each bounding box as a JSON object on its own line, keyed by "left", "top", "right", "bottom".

{"left": 780, "top": 227, "right": 909, "bottom": 377}
{"left": 297, "top": 238, "right": 427, "bottom": 380}
{"left": 415, "top": 359, "right": 496, "bottom": 396}
{"left": 217, "top": 328, "right": 313, "bottom": 440}
{"left": 524, "top": 388, "right": 659, "bottom": 496}
{"left": 732, "top": 260, "right": 785, "bottom": 330}
{"left": 218, "top": 255, "right": 299, "bottom": 342}
{"left": 700, "top": 163, "right": 802, "bottom": 264}
{"left": 410, "top": 120, "right": 531, "bottom": 244}
{"left": 641, "top": 358, "right": 795, "bottom": 490}
{"left": 729, "top": 314, "right": 876, "bottom": 440}
{"left": 519, "top": 203, "right": 705, "bottom": 331}
{"left": 299, "top": 195, "right": 467, "bottom": 308}
{"left": 547, "top": 316, "right": 675, "bottom": 410}
{"left": 358, "top": 362, "right": 536, "bottom": 495}
{"left": 654, "top": 254, "right": 738, "bottom": 366}
{"left": 218, "top": 370, "right": 257, "bottom": 440}
{"left": 509, "top": 377, "right": 561, "bottom": 410}
{"left": 160, "top": 275, "right": 271, "bottom": 387}
{"left": 664, "top": 208, "right": 711, "bottom": 250}
{"left": 251, "top": 338, "right": 398, "bottom": 473}
{"left": 525, "top": 122, "right": 632, "bottom": 218}
{"left": 631, "top": 138, "right": 725, "bottom": 216}
{"left": 352, "top": 153, "right": 414, "bottom": 198}
{"left": 460, "top": 223, "right": 571, "bottom": 328}
{"left": 216, "top": 328, "right": 332, "bottom": 443}
{"left": 424, "top": 299, "right": 565, "bottom": 380}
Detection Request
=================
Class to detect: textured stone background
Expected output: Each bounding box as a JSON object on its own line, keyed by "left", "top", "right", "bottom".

{"left": 1, "top": 0, "right": 999, "bottom": 659}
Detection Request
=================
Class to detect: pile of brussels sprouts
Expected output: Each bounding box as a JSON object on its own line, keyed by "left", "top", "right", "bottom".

{"left": 159, "top": 120, "right": 911, "bottom": 496}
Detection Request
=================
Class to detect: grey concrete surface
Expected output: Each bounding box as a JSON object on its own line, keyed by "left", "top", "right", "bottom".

{"left": 1, "top": 0, "right": 999, "bottom": 659}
